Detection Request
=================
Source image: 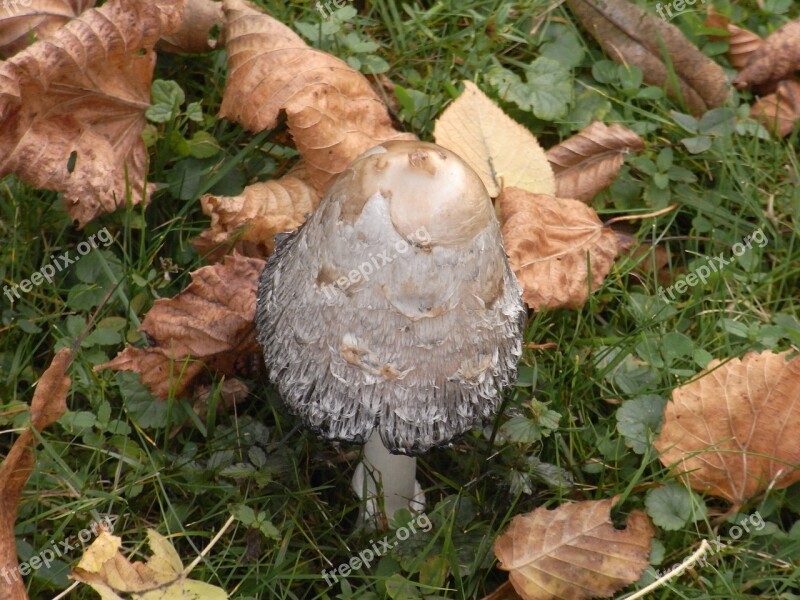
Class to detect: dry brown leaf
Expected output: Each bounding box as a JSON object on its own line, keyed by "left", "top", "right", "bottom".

{"left": 193, "top": 169, "right": 321, "bottom": 260}
{"left": 494, "top": 497, "right": 654, "bottom": 600}
{"left": 704, "top": 10, "right": 764, "bottom": 71}
{"left": 734, "top": 19, "right": 800, "bottom": 89}
{"left": 654, "top": 351, "right": 800, "bottom": 507}
{"left": 71, "top": 529, "right": 228, "bottom": 599}
{"left": 0, "top": 0, "right": 95, "bottom": 58}
{"left": 158, "top": 0, "right": 222, "bottom": 53}
{"left": 480, "top": 581, "right": 525, "bottom": 600}
{"left": 433, "top": 80, "right": 555, "bottom": 198}
{"left": 219, "top": 0, "right": 414, "bottom": 194}
{"left": 0, "top": 0, "right": 183, "bottom": 227}
{"left": 546, "top": 122, "right": 643, "bottom": 204}
{"left": 96, "top": 254, "right": 264, "bottom": 399}
{"left": 751, "top": 79, "right": 800, "bottom": 137}
{"left": 1, "top": 349, "right": 71, "bottom": 600}
{"left": 566, "top": 0, "right": 728, "bottom": 115}
{"left": 498, "top": 188, "right": 620, "bottom": 310}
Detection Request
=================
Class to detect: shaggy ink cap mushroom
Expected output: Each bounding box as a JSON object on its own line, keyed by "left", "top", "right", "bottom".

{"left": 255, "top": 140, "right": 526, "bottom": 456}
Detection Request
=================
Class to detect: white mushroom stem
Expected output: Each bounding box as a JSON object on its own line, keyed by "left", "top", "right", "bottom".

{"left": 352, "top": 433, "right": 423, "bottom": 526}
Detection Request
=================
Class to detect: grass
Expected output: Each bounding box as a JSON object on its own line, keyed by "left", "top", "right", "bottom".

{"left": 1, "top": 0, "right": 799, "bottom": 598}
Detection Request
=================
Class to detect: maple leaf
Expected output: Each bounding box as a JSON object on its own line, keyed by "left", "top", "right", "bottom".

{"left": 498, "top": 188, "right": 620, "bottom": 310}
{"left": 218, "top": 0, "right": 414, "bottom": 194}
{"left": 0, "top": 0, "right": 184, "bottom": 227}
{"left": 0, "top": 0, "right": 96, "bottom": 58}
{"left": 655, "top": 350, "right": 800, "bottom": 507}
{"left": 494, "top": 496, "right": 654, "bottom": 600}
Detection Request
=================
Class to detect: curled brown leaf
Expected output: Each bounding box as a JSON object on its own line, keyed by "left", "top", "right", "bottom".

{"left": 219, "top": 0, "right": 414, "bottom": 193}
{"left": 96, "top": 254, "right": 264, "bottom": 399}
{"left": 193, "top": 168, "right": 321, "bottom": 261}
{"left": 704, "top": 10, "right": 764, "bottom": 71}
{"left": 1, "top": 349, "right": 72, "bottom": 600}
{"left": 734, "top": 19, "right": 800, "bottom": 89}
{"left": 546, "top": 122, "right": 643, "bottom": 204}
{"left": 158, "top": 0, "right": 222, "bottom": 53}
{"left": 654, "top": 351, "right": 800, "bottom": 507}
{"left": 499, "top": 188, "right": 620, "bottom": 310}
{"left": 566, "top": 0, "right": 728, "bottom": 114}
{"left": 751, "top": 79, "right": 800, "bottom": 137}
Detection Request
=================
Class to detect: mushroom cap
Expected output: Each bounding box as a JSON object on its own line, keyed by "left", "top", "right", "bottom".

{"left": 255, "top": 141, "right": 525, "bottom": 455}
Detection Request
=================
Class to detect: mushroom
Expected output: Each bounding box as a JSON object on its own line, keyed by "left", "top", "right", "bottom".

{"left": 255, "top": 140, "right": 525, "bottom": 525}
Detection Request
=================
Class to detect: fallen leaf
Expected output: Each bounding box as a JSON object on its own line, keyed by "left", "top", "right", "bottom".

{"left": 704, "top": 10, "right": 764, "bottom": 70}
{"left": 219, "top": 0, "right": 414, "bottom": 194}
{"left": 71, "top": 529, "right": 228, "bottom": 599}
{"left": 0, "top": 0, "right": 95, "bottom": 58}
{"left": 158, "top": 0, "right": 222, "bottom": 53}
{"left": 654, "top": 351, "right": 800, "bottom": 507}
{"left": 751, "top": 79, "right": 800, "bottom": 137}
{"left": 96, "top": 254, "right": 264, "bottom": 399}
{"left": 480, "top": 581, "right": 525, "bottom": 600}
{"left": 0, "top": 349, "right": 72, "bottom": 600}
{"left": 734, "top": 19, "right": 800, "bottom": 89}
{"left": 545, "top": 122, "right": 643, "bottom": 203}
{"left": 566, "top": 0, "right": 728, "bottom": 114}
{"left": 0, "top": 0, "right": 183, "bottom": 227}
{"left": 433, "top": 80, "right": 555, "bottom": 198}
{"left": 193, "top": 168, "right": 321, "bottom": 260}
{"left": 494, "top": 497, "right": 654, "bottom": 600}
{"left": 498, "top": 188, "right": 620, "bottom": 310}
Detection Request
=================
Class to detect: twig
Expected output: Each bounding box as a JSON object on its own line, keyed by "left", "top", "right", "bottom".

{"left": 183, "top": 514, "right": 236, "bottom": 576}
{"left": 617, "top": 539, "right": 711, "bottom": 600}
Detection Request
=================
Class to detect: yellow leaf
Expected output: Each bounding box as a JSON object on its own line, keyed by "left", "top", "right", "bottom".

{"left": 72, "top": 529, "right": 229, "bottom": 599}
{"left": 433, "top": 80, "right": 555, "bottom": 198}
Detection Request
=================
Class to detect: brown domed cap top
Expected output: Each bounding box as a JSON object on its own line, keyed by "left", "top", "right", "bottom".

{"left": 339, "top": 140, "right": 494, "bottom": 248}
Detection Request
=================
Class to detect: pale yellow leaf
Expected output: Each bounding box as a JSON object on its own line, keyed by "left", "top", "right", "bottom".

{"left": 434, "top": 81, "right": 555, "bottom": 198}
{"left": 72, "top": 529, "right": 229, "bottom": 599}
